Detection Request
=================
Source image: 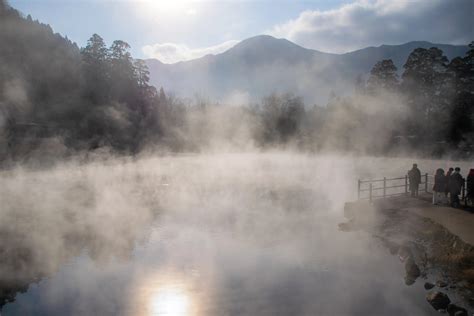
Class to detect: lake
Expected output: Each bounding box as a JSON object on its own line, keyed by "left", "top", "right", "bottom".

{"left": 1, "top": 153, "right": 470, "bottom": 315}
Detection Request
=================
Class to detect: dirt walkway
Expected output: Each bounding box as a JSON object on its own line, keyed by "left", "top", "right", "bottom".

{"left": 371, "top": 193, "right": 474, "bottom": 246}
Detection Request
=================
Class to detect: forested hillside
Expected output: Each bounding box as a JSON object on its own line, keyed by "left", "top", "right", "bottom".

{"left": 145, "top": 36, "right": 468, "bottom": 105}
{"left": 0, "top": 0, "right": 472, "bottom": 163}
{"left": 0, "top": 0, "right": 164, "bottom": 161}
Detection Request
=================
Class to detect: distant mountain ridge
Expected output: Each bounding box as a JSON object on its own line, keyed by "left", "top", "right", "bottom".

{"left": 146, "top": 35, "right": 469, "bottom": 105}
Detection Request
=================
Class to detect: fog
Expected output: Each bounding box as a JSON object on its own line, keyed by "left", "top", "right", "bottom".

{"left": 145, "top": 36, "right": 469, "bottom": 107}
{"left": 1, "top": 153, "right": 472, "bottom": 315}
{"left": 1, "top": 2, "right": 473, "bottom": 315}
{"left": 1, "top": 1, "right": 472, "bottom": 161}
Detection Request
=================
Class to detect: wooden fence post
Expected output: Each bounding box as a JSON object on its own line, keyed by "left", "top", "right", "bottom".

{"left": 369, "top": 183, "right": 373, "bottom": 203}
{"left": 358, "top": 179, "right": 361, "bottom": 200}
{"left": 425, "top": 173, "right": 428, "bottom": 193}
{"left": 405, "top": 175, "right": 408, "bottom": 195}
{"left": 383, "top": 177, "right": 386, "bottom": 198}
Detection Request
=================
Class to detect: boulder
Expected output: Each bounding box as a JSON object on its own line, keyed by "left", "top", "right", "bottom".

{"left": 447, "top": 303, "right": 468, "bottom": 316}
{"left": 404, "top": 276, "right": 416, "bottom": 286}
{"left": 405, "top": 257, "right": 421, "bottom": 281}
{"left": 424, "top": 282, "right": 435, "bottom": 290}
{"left": 398, "top": 245, "right": 412, "bottom": 262}
{"left": 436, "top": 280, "right": 448, "bottom": 288}
{"left": 426, "top": 291, "right": 451, "bottom": 310}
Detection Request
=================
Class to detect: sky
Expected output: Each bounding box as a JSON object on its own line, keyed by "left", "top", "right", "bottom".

{"left": 9, "top": 0, "right": 474, "bottom": 64}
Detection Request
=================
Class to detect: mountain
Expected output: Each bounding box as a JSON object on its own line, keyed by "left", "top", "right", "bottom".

{"left": 145, "top": 35, "right": 469, "bottom": 105}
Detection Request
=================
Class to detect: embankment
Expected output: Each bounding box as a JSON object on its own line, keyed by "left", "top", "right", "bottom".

{"left": 341, "top": 194, "right": 474, "bottom": 315}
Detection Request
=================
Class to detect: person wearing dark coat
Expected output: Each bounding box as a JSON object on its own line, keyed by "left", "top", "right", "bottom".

{"left": 466, "top": 169, "right": 474, "bottom": 206}
{"left": 445, "top": 167, "right": 454, "bottom": 198}
{"left": 408, "top": 164, "right": 421, "bottom": 197}
{"left": 432, "top": 168, "right": 446, "bottom": 205}
{"left": 449, "top": 167, "right": 464, "bottom": 207}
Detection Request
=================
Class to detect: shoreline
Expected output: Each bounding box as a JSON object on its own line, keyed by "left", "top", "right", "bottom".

{"left": 342, "top": 194, "right": 474, "bottom": 314}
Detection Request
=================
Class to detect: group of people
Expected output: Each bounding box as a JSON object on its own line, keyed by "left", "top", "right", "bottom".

{"left": 408, "top": 164, "right": 474, "bottom": 208}
{"left": 432, "top": 167, "right": 472, "bottom": 207}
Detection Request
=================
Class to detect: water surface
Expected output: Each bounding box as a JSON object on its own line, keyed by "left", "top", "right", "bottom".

{"left": 2, "top": 153, "right": 466, "bottom": 315}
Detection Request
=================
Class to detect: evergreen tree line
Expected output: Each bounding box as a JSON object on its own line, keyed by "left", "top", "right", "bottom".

{"left": 0, "top": 1, "right": 472, "bottom": 163}
{"left": 363, "top": 44, "right": 474, "bottom": 153}
{"left": 0, "top": 1, "right": 167, "bottom": 160}
{"left": 282, "top": 43, "right": 474, "bottom": 157}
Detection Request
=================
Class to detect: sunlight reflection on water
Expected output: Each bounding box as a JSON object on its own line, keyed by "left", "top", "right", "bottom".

{"left": 134, "top": 270, "right": 199, "bottom": 316}
{"left": 2, "top": 154, "right": 471, "bottom": 315}
{"left": 149, "top": 286, "right": 190, "bottom": 316}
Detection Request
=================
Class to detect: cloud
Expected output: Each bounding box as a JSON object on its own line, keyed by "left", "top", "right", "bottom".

{"left": 268, "top": 0, "right": 473, "bottom": 53}
{"left": 142, "top": 40, "right": 240, "bottom": 63}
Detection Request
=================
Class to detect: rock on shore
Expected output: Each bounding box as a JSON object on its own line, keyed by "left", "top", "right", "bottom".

{"left": 426, "top": 291, "right": 450, "bottom": 310}
{"left": 447, "top": 303, "right": 468, "bottom": 316}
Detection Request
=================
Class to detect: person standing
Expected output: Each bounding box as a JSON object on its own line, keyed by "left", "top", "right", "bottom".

{"left": 432, "top": 168, "right": 446, "bottom": 205}
{"left": 408, "top": 164, "right": 421, "bottom": 197}
{"left": 466, "top": 169, "right": 474, "bottom": 206}
{"left": 449, "top": 167, "right": 464, "bottom": 207}
{"left": 445, "top": 167, "right": 454, "bottom": 199}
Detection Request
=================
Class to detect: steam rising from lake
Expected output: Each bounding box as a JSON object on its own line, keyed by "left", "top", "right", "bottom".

{"left": 1, "top": 153, "right": 470, "bottom": 315}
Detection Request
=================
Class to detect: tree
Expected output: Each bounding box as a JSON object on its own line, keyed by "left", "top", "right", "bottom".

{"left": 159, "top": 87, "right": 166, "bottom": 101}
{"left": 109, "top": 40, "right": 134, "bottom": 85}
{"left": 261, "top": 93, "right": 305, "bottom": 144}
{"left": 401, "top": 47, "right": 450, "bottom": 139}
{"left": 109, "top": 40, "right": 131, "bottom": 61}
{"left": 366, "top": 59, "right": 398, "bottom": 93}
{"left": 108, "top": 40, "right": 137, "bottom": 102}
{"left": 447, "top": 41, "right": 474, "bottom": 145}
{"left": 80, "top": 34, "right": 110, "bottom": 103}
{"left": 0, "top": 0, "right": 8, "bottom": 14}
{"left": 133, "top": 59, "right": 150, "bottom": 88}
{"left": 81, "top": 34, "right": 108, "bottom": 62}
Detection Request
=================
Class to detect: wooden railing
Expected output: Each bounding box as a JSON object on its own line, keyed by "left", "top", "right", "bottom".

{"left": 358, "top": 174, "right": 468, "bottom": 202}
{"left": 357, "top": 173, "right": 434, "bottom": 201}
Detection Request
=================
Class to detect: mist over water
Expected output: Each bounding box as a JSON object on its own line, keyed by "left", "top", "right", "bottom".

{"left": 2, "top": 152, "right": 471, "bottom": 316}
{"left": 1, "top": 1, "right": 473, "bottom": 315}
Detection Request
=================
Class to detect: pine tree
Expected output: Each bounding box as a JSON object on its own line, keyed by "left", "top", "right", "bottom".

{"left": 447, "top": 42, "right": 474, "bottom": 145}
{"left": 401, "top": 47, "right": 449, "bottom": 140}
{"left": 80, "top": 34, "right": 110, "bottom": 103}
{"left": 133, "top": 59, "right": 150, "bottom": 88}
{"left": 366, "top": 59, "right": 398, "bottom": 93}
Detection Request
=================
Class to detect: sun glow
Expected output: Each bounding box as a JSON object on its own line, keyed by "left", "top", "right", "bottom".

{"left": 139, "top": 0, "right": 197, "bottom": 16}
